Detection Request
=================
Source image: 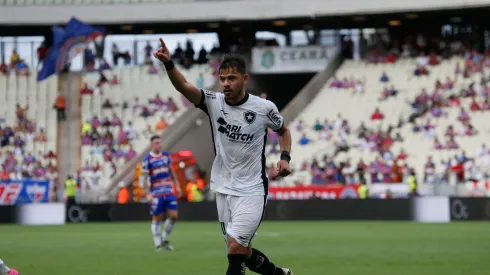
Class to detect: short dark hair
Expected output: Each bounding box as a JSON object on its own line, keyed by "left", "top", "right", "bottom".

{"left": 150, "top": 135, "right": 160, "bottom": 142}
{"left": 219, "top": 54, "right": 247, "bottom": 75}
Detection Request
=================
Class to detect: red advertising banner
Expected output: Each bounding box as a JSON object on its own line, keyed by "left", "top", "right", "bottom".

{"left": 268, "top": 184, "right": 360, "bottom": 200}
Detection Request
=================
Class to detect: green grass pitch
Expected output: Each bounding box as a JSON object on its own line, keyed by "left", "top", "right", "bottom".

{"left": 1, "top": 221, "right": 489, "bottom": 275}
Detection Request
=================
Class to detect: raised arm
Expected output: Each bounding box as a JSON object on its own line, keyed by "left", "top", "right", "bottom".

{"left": 154, "top": 38, "right": 202, "bottom": 105}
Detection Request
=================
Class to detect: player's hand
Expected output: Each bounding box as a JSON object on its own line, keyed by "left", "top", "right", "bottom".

{"left": 176, "top": 189, "right": 182, "bottom": 198}
{"left": 276, "top": 160, "right": 291, "bottom": 177}
{"left": 154, "top": 38, "right": 171, "bottom": 63}
{"left": 146, "top": 194, "right": 153, "bottom": 202}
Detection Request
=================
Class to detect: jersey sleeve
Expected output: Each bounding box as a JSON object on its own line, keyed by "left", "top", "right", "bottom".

{"left": 195, "top": 89, "right": 219, "bottom": 116}
{"left": 264, "top": 100, "right": 284, "bottom": 132}
{"left": 164, "top": 152, "right": 171, "bottom": 165}
{"left": 141, "top": 155, "right": 149, "bottom": 173}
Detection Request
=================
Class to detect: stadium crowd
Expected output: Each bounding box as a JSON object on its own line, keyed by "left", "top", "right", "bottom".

{"left": 2, "top": 30, "right": 490, "bottom": 204}
{"left": 267, "top": 32, "right": 490, "bottom": 186}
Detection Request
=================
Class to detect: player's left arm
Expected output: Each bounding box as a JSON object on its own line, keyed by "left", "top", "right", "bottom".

{"left": 264, "top": 100, "right": 291, "bottom": 177}
{"left": 166, "top": 153, "right": 182, "bottom": 198}
{"left": 170, "top": 169, "right": 182, "bottom": 198}
{"left": 275, "top": 125, "right": 292, "bottom": 177}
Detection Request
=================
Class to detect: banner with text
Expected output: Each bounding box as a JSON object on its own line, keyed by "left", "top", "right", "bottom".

{"left": 268, "top": 185, "right": 360, "bottom": 200}
{"left": 251, "top": 46, "right": 338, "bottom": 74}
{"left": 0, "top": 180, "right": 50, "bottom": 205}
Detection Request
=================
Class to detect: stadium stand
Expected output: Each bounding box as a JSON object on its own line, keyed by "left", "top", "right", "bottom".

{"left": 78, "top": 63, "right": 215, "bottom": 201}
{"left": 267, "top": 51, "right": 490, "bottom": 187}
{"left": 0, "top": 66, "right": 59, "bottom": 198}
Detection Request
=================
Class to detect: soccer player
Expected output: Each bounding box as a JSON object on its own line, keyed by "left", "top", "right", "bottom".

{"left": 141, "top": 135, "right": 182, "bottom": 252}
{"left": 0, "top": 259, "right": 18, "bottom": 275}
{"left": 154, "top": 39, "right": 293, "bottom": 275}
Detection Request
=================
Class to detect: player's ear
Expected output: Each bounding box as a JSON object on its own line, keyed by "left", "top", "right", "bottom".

{"left": 243, "top": 73, "right": 249, "bottom": 84}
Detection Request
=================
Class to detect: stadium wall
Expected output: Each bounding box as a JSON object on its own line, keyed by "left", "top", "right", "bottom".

{"left": 1, "top": 0, "right": 489, "bottom": 24}
{"left": 3, "top": 198, "right": 489, "bottom": 224}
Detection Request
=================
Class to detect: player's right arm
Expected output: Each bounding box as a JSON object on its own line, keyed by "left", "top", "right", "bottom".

{"left": 140, "top": 157, "right": 152, "bottom": 201}
{"left": 154, "top": 38, "right": 202, "bottom": 105}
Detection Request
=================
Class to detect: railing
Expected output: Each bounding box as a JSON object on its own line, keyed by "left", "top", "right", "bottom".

{"left": 0, "top": 0, "right": 240, "bottom": 5}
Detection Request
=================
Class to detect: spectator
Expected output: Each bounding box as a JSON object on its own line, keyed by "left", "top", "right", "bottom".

{"left": 397, "top": 149, "right": 408, "bottom": 160}
{"left": 82, "top": 120, "right": 92, "bottom": 135}
{"left": 380, "top": 72, "right": 389, "bottom": 83}
{"left": 111, "top": 114, "right": 122, "bottom": 127}
{"left": 330, "top": 76, "right": 342, "bottom": 88}
{"left": 391, "top": 160, "right": 403, "bottom": 183}
{"left": 167, "top": 97, "right": 178, "bottom": 113}
{"left": 91, "top": 115, "right": 101, "bottom": 128}
{"left": 476, "top": 143, "right": 487, "bottom": 157}
{"left": 423, "top": 119, "right": 436, "bottom": 139}
{"left": 97, "top": 71, "right": 108, "bottom": 87}
{"left": 173, "top": 43, "right": 183, "bottom": 62}
{"left": 143, "top": 124, "right": 154, "bottom": 139}
{"left": 458, "top": 107, "right": 470, "bottom": 122}
{"left": 0, "top": 62, "right": 7, "bottom": 75}
{"left": 124, "top": 121, "right": 136, "bottom": 140}
{"left": 434, "top": 137, "right": 443, "bottom": 150}
{"left": 299, "top": 134, "right": 311, "bottom": 145}
{"left": 80, "top": 83, "right": 93, "bottom": 95}
{"left": 341, "top": 160, "right": 356, "bottom": 184}
{"left": 10, "top": 50, "right": 20, "bottom": 67}
{"left": 354, "top": 80, "right": 365, "bottom": 94}
{"left": 110, "top": 75, "right": 119, "bottom": 86}
{"left": 424, "top": 156, "right": 435, "bottom": 183}
{"left": 446, "top": 136, "right": 459, "bottom": 150}
{"left": 16, "top": 60, "right": 29, "bottom": 76}
{"left": 313, "top": 119, "right": 323, "bottom": 132}
{"left": 1, "top": 164, "right": 9, "bottom": 180}
{"left": 102, "top": 99, "right": 113, "bottom": 109}
{"left": 416, "top": 52, "right": 429, "bottom": 67}
{"left": 144, "top": 41, "right": 153, "bottom": 65}
{"left": 470, "top": 98, "right": 481, "bottom": 111}
{"left": 111, "top": 43, "right": 120, "bottom": 65}
{"left": 102, "top": 117, "right": 111, "bottom": 129}
{"left": 34, "top": 128, "right": 48, "bottom": 143}
{"left": 99, "top": 58, "right": 111, "bottom": 71}
{"left": 126, "top": 145, "right": 137, "bottom": 161}
{"left": 428, "top": 52, "right": 439, "bottom": 66}
{"left": 198, "top": 45, "right": 208, "bottom": 64}
{"left": 444, "top": 76, "right": 454, "bottom": 90}
{"left": 414, "top": 65, "right": 429, "bottom": 76}
{"left": 15, "top": 104, "right": 28, "bottom": 126}
{"left": 155, "top": 117, "right": 168, "bottom": 132}
{"left": 394, "top": 132, "right": 404, "bottom": 142}
{"left": 370, "top": 107, "right": 385, "bottom": 120}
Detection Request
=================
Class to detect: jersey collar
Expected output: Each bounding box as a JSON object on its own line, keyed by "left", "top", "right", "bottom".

{"left": 150, "top": 151, "right": 162, "bottom": 157}
{"left": 225, "top": 92, "right": 249, "bottom": 107}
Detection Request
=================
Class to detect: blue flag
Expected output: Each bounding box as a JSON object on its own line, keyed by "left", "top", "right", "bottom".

{"left": 37, "top": 17, "right": 103, "bottom": 82}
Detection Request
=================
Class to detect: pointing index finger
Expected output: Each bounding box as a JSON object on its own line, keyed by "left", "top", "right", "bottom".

{"left": 159, "top": 38, "right": 166, "bottom": 49}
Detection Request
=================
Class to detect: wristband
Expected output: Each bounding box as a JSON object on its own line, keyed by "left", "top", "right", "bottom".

{"left": 163, "top": 60, "right": 175, "bottom": 71}
{"left": 280, "top": 151, "right": 291, "bottom": 163}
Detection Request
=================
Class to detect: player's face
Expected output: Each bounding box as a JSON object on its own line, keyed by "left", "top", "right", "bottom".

{"left": 151, "top": 138, "right": 162, "bottom": 152}
{"left": 219, "top": 68, "right": 248, "bottom": 102}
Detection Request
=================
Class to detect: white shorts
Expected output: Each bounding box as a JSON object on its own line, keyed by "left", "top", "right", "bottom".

{"left": 216, "top": 192, "right": 267, "bottom": 247}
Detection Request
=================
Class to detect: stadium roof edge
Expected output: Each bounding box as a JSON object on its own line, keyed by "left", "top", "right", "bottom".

{"left": 1, "top": 0, "right": 489, "bottom": 25}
